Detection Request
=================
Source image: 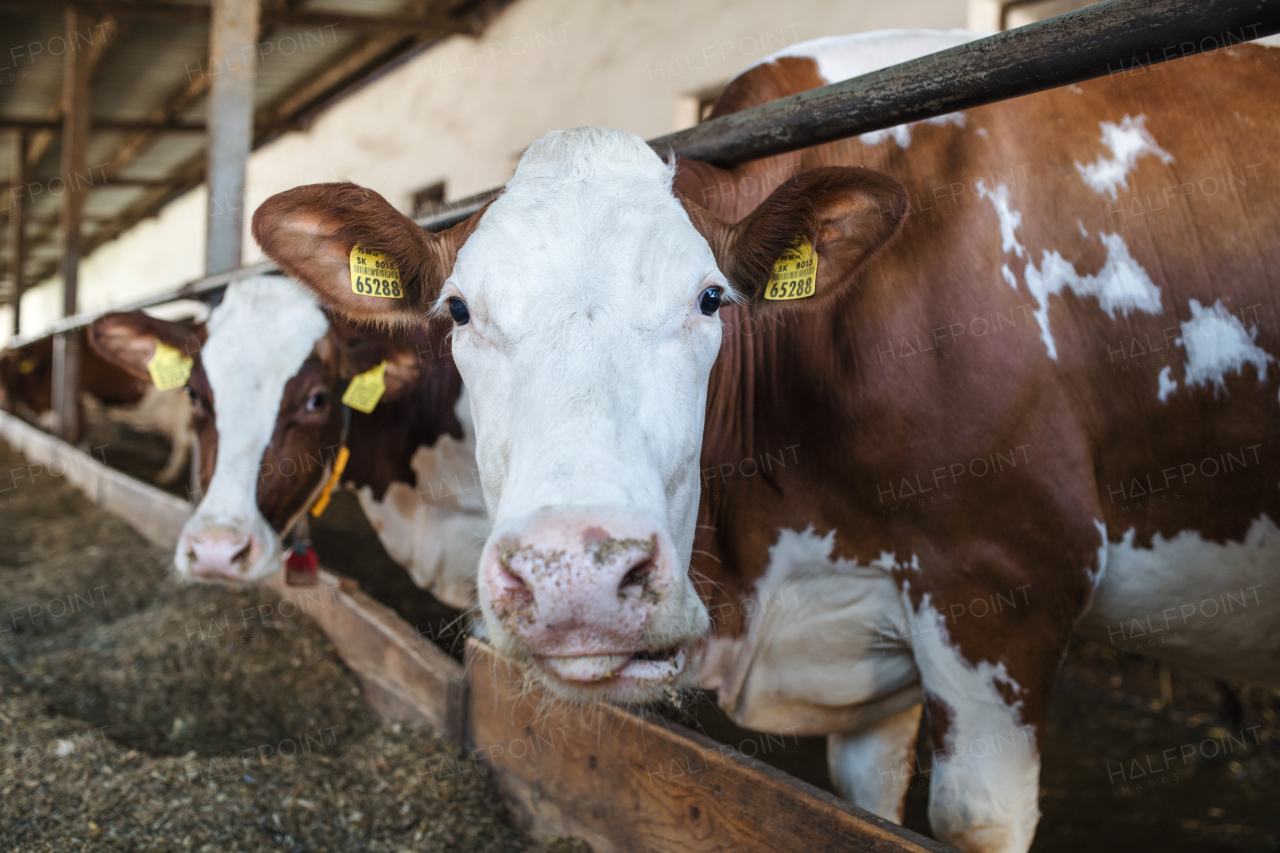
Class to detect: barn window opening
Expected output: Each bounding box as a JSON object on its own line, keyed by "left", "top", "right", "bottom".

{"left": 412, "top": 181, "right": 447, "bottom": 218}
{"left": 672, "top": 84, "right": 726, "bottom": 131}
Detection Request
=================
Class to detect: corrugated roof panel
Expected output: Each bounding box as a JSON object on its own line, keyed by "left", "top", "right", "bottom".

{"left": 0, "top": 18, "right": 68, "bottom": 117}
{"left": 91, "top": 21, "right": 211, "bottom": 120}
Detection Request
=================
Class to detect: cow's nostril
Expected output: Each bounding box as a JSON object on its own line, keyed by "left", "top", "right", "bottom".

{"left": 231, "top": 538, "right": 253, "bottom": 568}
{"left": 618, "top": 558, "right": 657, "bottom": 603}
{"left": 621, "top": 560, "right": 651, "bottom": 589}
{"left": 493, "top": 550, "right": 533, "bottom": 596}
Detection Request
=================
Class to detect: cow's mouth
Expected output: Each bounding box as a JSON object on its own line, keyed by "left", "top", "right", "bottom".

{"left": 540, "top": 646, "right": 687, "bottom": 684}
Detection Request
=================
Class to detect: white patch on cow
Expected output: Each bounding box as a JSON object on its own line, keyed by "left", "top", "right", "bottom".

{"left": 1075, "top": 115, "right": 1174, "bottom": 200}
{"left": 1090, "top": 519, "right": 1109, "bottom": 590}
{"left": 1078, "top": 516, "right": 1280, "bottom": 686}
{"left": 1077, "top": 220, "right": 1088, "bottom": 238}
{"left": 976, "top": 181, "right": 1024, "bottom": 258}
{"left": 743, "top": 29, "right": 987, "bottom": 86}
{"left": 174, "top": 276, "right": 329, "bottom": 580}
{"left": 1001, "top": 264, "right": 1018, "bottom": 291}
{"left": 1022, "top": 232, "right": 1163, "bottom": 360}
{"left": 1178, "top": 298, "right": 1274, "bottom": 392}
{"left": 82, "top": 385, "right": 193, "bottom": 484}
{"left": 737, "top": 31, "right": 983, "bottom": 150}
{"left": 1157, "top": 365, "right": 1178, "bottom": 403}
{"left": 698, "top": 527, "right": 921, "bottom": 736}
{"left": 905, "top": 590, "right": 1040, "bottom": 853}
{"left": 858, "top": 113, "right": 966, "bottom": 149}
{"left": 1255, "top": 34, "right": 1280, "bottom": 48}
{"left": 827, "top": 704, "right": 923, "bottom": 822}
{"left": 977, "top": 127, "right": 988, "bottom": 138}
{"left": 352, "top": 387, "right": 489, "bottom": 610}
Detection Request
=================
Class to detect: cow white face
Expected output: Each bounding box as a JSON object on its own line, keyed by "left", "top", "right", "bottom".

{"left": 175, "top": 276, "right": 333, "bottom": 581}
{"left": 444, "top": 128, "right": 726, "bottom": 699}
{"left": 253, "top": 127, "right": 906, "bottom": 702}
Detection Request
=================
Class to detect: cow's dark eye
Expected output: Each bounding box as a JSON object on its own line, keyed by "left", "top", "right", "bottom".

{"left": 306, "top": 391, "right": 328, "bottom": 412}
{"left": 184, "top": 386, "right": 196, "bottom": 402}
{"left": 448, "top": 297, "right": 470, "bottom": 325}
{"left": 698, "top": 286, "right": 722, "bottom": 316}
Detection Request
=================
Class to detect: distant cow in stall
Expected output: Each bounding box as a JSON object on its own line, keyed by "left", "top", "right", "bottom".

{"left": 1, "top": 326, "right": 197, "bottom": 484}
{"left": 253, "top": 32, "right": 1280, "bottom": 853}
{"left": 89, "top": 275, "right": 486, "bottom": 611}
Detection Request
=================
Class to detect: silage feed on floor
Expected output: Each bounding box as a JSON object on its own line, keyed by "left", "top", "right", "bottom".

{"left": 0, "top": 438, "right": 589, "bottom": 853}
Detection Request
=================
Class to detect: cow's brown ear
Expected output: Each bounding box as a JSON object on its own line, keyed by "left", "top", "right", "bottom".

{"left": 252, "top": 182, "right": 482, "bottom": 327}
{"left": 680, "top": 166, "right": 907, "bottom": 309}
{"left": 88, "top": 312, "right": 204, "bottom": 381}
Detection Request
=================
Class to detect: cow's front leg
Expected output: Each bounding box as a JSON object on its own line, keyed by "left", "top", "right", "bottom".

{"left": 908, "top": 599, "right": 1044, "bottom": 853}
{"left": 827, "top": 703, "right": 922, "bottom": 822}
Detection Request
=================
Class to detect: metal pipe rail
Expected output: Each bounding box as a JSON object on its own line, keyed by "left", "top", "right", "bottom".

{"left": 8, "top": 0, "right": 1276, "bottom": 349}
{"left": 650, "top": 0, "right": 1280, "bottom": 166}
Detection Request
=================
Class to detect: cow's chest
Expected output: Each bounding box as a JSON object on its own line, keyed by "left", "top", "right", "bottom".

{"left": 698, "top": 526, "right": 922, "bottom": 735}
{"left": 351, "top": 411, "right": 488, "bottom": 611}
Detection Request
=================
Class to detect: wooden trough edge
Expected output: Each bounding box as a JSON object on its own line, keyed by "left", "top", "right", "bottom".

{"left": 0, "top": 410, "right": 192, "bottom": 548}
{"left": 0, "top": 411, "right": 952, "bottom": 852}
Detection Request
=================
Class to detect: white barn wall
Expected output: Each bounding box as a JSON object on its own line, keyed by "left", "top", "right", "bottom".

{"left": 6, "top": 0, "right": 966, "bottom": 345}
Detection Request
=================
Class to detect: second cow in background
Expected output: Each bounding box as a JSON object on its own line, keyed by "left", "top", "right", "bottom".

{"left": 88, "top": 275, "right": 486, "bottom": 611}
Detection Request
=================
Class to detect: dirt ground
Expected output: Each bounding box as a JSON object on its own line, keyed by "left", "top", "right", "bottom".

{"left": 11, "top": 424, "right": 1280, "bottom": 852}
{"left": 0, "top": 436, "right": 589, "bottom": 853}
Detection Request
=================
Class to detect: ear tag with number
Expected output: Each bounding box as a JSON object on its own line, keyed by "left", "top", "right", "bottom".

{"left": 764, "top": 234, "right": 817, "bottom": 301}
{"left": 148, "top": 341, "right": 194, "bottom": 391}
{"left": 342, "top": 361, "right": 387, "bottom": 414}
{"left": 349, "top": 245, "right": 404, "bottom": 299}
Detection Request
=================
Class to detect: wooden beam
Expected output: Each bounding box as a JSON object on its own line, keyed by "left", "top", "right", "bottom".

{"left": 0, "top": 118, "right": 204, "bottom": 132}
{"left": 0, "top": 0, "right": 478, "bottom": 35}
{"left": 259, "top": 8, "right": 477, "bottom": 35}
{"left": 52, "top": 5, "right": 92, "bottom": 442}
{"left": 0, "top": 176, "right": 182, "bottom": 194}
{"left": 204, "top": 0, "right": 259, "bottom": 275}
{"left": 8, "top": 130, "right": 26, "bottom": 335}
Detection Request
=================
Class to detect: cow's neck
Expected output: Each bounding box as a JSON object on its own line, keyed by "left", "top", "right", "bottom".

{"left": 339, "top": 352, "right": 485, "bottom": 610}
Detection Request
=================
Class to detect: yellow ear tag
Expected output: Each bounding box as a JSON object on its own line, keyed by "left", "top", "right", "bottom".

{"left": 341, "top": 360, "right": 387, "bottom": 414}
{"left": 764, "top": 234, "right": 817, "bottom": 301}
{"left": 147, "top": 341, "right": 194, "bottom": 391}
{"left": 349, "top": 244, "right": 403, "bottom": 299}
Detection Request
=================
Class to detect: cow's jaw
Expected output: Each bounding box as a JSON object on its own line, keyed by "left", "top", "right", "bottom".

{"left": 450, "top": 127, "right": 722, "bottom": 703}
{"left": 174, "top": 277, "right": 330, "bottom": 582}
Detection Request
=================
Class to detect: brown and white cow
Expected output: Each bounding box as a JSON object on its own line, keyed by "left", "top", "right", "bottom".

{"left": 91, "top": 276, "right": 485, "bottom": 608}
{"left": 253, "top": 32, "right": 1280, "bottom": 853}
{"left": 2, "top": 326, "right": 198, "bottom": 484}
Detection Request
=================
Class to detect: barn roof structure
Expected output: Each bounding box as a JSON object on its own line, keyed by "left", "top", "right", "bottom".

{"left": 0, "top": 0, "right": 507, "bottom": 307}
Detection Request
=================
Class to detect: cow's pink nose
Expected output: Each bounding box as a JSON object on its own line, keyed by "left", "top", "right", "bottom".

{"left": 482, "top": 509, "right": 677, "bottom": 673}
{"left": 185, "top": 527, "right": 260, "bottom": 579}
